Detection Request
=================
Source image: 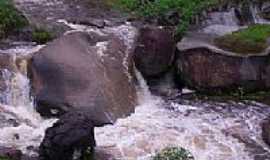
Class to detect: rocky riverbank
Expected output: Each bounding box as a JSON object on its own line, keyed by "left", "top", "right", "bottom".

{"left": 0, "top": 0, "right": 270, "bottom": 160}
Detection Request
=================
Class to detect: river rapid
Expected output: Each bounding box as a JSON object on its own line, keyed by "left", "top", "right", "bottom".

{"left": 0, "top": 0, "right": 270, "bottom": 159}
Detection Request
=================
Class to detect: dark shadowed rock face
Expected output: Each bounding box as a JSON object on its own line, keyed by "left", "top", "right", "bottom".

{"left": 29, "top": 31, "right": 137, "bottom": 124}
{"left": 134, "top": 26, "right": 175, "bottom": 78}
{"left": 39, "top": 111, "right": 95, "bottom": 160}
{"left": 176, "top": 47, "right": 270, "bottom": 92}
{"left": 262, "top": 119, "right": 270, "bottom": 146}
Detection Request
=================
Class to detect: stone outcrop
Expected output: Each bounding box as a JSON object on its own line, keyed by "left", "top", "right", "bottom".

{"left": 133, "top": 26, "right": 175, "bottom": 78}
{"left": 29, "top": 31, "right": 137, "bottom": 124}
{"left": 176, "top": 39, "right": 270, "bottom": 92}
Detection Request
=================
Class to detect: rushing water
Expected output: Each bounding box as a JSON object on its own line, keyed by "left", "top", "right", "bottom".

{"left": 200, "top": 3, "right": 270, "bottom": 36}
{"left": 0, "top": 46, "right": 269, "bottom": 159}
{"left": 0, "top": 0, "right": 270, "bottom": 159}
{"left": 0, "top": 45, "right": 56, "bottom": 156}
{"left": 95, "top": 70, "right": 270, "bottom": 160}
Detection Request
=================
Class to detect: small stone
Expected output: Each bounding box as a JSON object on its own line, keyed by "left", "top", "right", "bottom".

{"left": 192, "top": 136, "right": 206, "bottom": 150}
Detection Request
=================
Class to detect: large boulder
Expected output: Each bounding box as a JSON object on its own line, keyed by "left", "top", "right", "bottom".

{"left": 29, "top": 31, "right": 137, "bottom": 124}
{"left": 134, "top": 26, "right": 175, "bottom": 78}
{"left": 176, "top": 40, "right": 270, "bottom": 92}
{"left": 39, "top": 110, "right": 95, "bottom": 160}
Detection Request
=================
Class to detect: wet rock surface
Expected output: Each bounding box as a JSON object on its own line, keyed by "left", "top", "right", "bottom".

{"left": 134, "top": 26, "right": 175, "bottom": 78}
{"left": 39, "top": 110, "right": 95, "bottom": 160}
{"left": 29, "top": 31, "right": 137, "bottom": 123}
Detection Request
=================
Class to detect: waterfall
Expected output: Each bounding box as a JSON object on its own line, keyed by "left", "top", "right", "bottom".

{"left": 200, "top": 2, "right": 270, "bottom": 36}
{"left": 250, "top": 4, "right": 270, "bottom": 24}
{"left": 0, "top": 45, "right": 56, "bottom": 156}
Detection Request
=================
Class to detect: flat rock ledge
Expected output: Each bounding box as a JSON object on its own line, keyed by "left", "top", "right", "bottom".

{"left": 176, "top": 35, "right": 270, "bottom": 92}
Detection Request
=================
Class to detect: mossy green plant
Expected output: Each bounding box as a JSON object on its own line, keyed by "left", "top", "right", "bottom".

{"left": 215, "top": 24, "right": 270, "bottom": 54}
{"left": 153, "top": 147, "right": 194, "bottom": 160}
{"left": 0, "top": 0, "right": 28, "bottom": 38}
{"left": 32, "top": 28, "right": 54, "bottom": 44}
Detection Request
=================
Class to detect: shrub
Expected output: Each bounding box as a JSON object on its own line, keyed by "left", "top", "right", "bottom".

{"left": 0, "top": 0, "right": 28, "bottom": 38}
{"left": 215, "top": 24, "right": 270, "bottom": 54}
{"left": 114, "top": 0, "right": 218, "bottom": 35}
{"left": 32, "top": 28, "right": 54, "bottom": 44}
{"left": 152, "top": 147, "right": 194, "bottom": 160}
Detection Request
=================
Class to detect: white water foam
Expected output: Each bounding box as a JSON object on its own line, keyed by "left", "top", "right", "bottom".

{"left": 94, "top": 70, "right": 268, "bottom": 160}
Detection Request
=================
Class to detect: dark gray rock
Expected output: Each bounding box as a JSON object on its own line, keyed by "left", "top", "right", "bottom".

{"left": 134, "top": 26, "right": 175, "bottom": 78}
{"left": 29, "top": 31, "right": 137, "bottom": 124}
{"left": 39, "top": 110, "right": 95, "bottom": 160}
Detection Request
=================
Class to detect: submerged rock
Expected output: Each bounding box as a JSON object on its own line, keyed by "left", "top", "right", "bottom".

{"left": 39, "top": 111, "right": 95, "bottom": 160}
{"left": 134, "top": 26, "right": 175, "bottom": 78}
{"left": 29, "top": 31, "right": 137, "bottom": 124}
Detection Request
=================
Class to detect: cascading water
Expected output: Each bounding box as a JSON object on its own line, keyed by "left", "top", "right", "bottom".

{"left": 1, "top": 42, "right": 270, "bottom": 159}
{"left": 0, "top": 45, "right": 56, "bottom": 156}
{"left": 199, "top": 2, "right": 270, "bottom": 36}
{"left": 1, "top": 0, "right": 270, "bottom": 159}
{"left": 94, "top": 70, "right": 270, "bottom": 160}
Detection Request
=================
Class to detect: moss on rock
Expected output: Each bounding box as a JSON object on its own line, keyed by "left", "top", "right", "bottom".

{"left": 215, "top": 24, "right": 270, "bottom": 54}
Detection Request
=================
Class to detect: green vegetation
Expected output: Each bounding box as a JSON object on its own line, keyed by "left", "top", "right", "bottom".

{"left": 215, "top": 24, "right": 270, "bottom": 54}
{"left": 32, "top": 28, "right": 54, "bottom": 44}
{"left": 113, "top": 0, "right": 219, "bottom": 35}
{"left": 0, "top": 156, "right": 11, "bottom": 160}
{"left": 152, "top": 147, "right": 194, "bottom": 160}
{"left": 0, "top": 0, "right": 28, "bottom": 38}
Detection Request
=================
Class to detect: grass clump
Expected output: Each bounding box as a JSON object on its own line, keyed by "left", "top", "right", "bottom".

{"left": 0, "top": 156, "right": 11, "bottom": 160}
{"left": 215, "top": 24, "right": 270, "bottom": 54}
{"left": 153, "top": 147, "right": 194, "bottom": 160}
{"left": 0, "top": 0, "right": 28, "bottom": 38}
{"left": 114, "top": 0, "right": 218, "bottom": 35}
{"left": 32, "top": 28, "right": 54, "bottom": 44}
